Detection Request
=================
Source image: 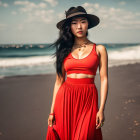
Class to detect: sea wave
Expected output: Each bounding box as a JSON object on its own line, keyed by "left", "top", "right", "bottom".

{"left": 0, "top": 55, "right": 55, "bottom": 68}
{"left": 108, "top": 45, "right": 140, "bottom": 60}
{"left": 0, "top": 45, "right": 140, "bottom": 68}
{"left": 108, "top": 45, "right": 140, "bottom": 67}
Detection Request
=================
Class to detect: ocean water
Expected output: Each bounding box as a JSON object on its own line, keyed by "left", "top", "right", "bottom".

{"left": 0, "top": 43, "right": 140, "bottom": 78}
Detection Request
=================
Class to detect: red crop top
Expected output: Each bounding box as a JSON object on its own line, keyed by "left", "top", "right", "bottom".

{"left": 63, "top": 43, "right": 99, "bottom": 75}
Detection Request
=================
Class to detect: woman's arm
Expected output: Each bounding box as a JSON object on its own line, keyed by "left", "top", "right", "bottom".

{"left": 98, "top": 45, "right": 109, "bottom": 112}
{"left": 49, "top": 63, "right": 66, "bottom": 114}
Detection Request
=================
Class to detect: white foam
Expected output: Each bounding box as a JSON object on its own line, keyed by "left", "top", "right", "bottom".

{"left": 108, "top": 45, "right": 140, "bottom": 67}
{"left": 0, "top": 55, "right": 55, "bottom": 68}
{"left": 0, "top": 45, "right": 140, "bottom": 68}
{"left": 108, "top": 45, "right": 140, "bottom": 60}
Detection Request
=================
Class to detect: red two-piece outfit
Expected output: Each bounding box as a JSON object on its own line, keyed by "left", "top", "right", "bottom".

{"left": 46, "top": 43, "right": 103, "bottom": 140}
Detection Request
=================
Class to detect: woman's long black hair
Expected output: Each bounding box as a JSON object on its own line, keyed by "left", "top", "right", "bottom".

{"left": 47, "top": 7, "right": 89, "bottom": 80}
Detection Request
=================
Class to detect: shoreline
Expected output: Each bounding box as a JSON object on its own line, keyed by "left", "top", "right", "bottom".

{"left": 0, "top": 62, "right": 140, "bottom": 79}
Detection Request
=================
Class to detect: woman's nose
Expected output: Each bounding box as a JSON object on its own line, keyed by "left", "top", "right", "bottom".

{"left": 77, "top": 22, "right": 82, "bottom": 28}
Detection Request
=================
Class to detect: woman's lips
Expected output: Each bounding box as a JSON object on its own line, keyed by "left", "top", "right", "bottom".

{"left": 77, "top": 31, "right": 83, "bottom": 34}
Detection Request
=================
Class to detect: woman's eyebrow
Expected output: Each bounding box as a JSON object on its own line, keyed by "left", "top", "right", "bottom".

{"left": 72, "top": 18, "right": 86, "bottom": 21}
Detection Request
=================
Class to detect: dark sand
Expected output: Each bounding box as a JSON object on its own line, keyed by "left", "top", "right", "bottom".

{"left": 0, "top": 63, "right": 140, "bottom": 140}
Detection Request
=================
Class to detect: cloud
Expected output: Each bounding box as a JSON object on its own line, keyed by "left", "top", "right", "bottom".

{"left": 43, "top": 0, "right": 58, "bottom": 7}
{"left": 13, "top": 1, "right": 56, "bottom": 30}
{"left": 26, "top": 9, "right": 54, "bottom": 24}
{"left": 57, "top": 12, "right": 65, "bottom": 19}
{"left": 0, "top": 1, "right": 8, "bottom": 7}
{"left": 12, "top": 1, "right": 140, "bottom": 31}
{"left": 118, "top": 1, "right": 126, "bottom": 6}
{"left": 17, "top": 23, "right": 24, "bottom": 31}
{"left": 14, "top": 1, "right": 47, "bottom": 13}
{"left": 11, "top": 11, "right": 17, "bottom": 15}
{"left": 82, "top": 2, "right": 140, "bottom": 29}
{"left": 0, "top": 23, "right": 7, "bottom": 30}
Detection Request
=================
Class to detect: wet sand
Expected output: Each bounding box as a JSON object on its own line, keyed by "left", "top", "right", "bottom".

{"left": 0, "top": 63, "right": 140, "bottom": 140}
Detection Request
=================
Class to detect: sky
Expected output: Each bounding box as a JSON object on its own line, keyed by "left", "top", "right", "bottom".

{"left": 0, "top": 0, "right": 140, "bottom": 44}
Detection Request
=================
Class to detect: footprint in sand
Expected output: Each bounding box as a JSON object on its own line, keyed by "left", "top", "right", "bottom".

{"left": 115, "top": 115, "right": 119, "bottom": 119}
{"left": 123, "top": 106, "right": 127, "bottom": 110}
{"left": 0, "top": 132, "right": 3, "bottom": 136}
{"left": 133, "top": 120, "right": 139, "bottom": 126}
{"left": 124, "top": 98, "right": 136, "bottom": 105}
{"left": 132, "top": 130, "right": 136, "bottom": 136}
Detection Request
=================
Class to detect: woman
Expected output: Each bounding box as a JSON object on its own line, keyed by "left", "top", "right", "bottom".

{"left": 46, "top": 6, "right": 108, "bottom": 140}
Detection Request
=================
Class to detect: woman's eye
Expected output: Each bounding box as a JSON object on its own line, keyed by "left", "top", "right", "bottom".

{"left": 71, "top": 21, "right": 86, "bottom": 24}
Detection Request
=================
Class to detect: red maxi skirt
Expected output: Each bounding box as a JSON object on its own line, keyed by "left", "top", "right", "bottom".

{"left": 46, "top": 77, "right": 103, "bottom": 140}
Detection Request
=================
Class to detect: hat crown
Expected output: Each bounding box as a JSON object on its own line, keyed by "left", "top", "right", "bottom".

{"left": 65, "top": 6, "right": 87, "bottom": 18}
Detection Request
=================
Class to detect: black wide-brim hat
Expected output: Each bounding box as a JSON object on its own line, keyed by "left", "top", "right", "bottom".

{"left": 56, "top": 6, "right": 100, "bottom": 30}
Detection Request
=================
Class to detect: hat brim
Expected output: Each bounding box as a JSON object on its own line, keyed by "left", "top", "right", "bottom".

{"left": 56, "top": 14, "right": 100, "bottom": 30}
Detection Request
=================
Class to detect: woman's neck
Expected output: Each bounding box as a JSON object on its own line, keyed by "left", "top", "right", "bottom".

{"left": 74, "top": 37, "right": 89, "bottom": 45}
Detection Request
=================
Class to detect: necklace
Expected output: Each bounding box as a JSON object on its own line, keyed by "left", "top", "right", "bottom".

{"left": 73, "top": 40, "right": 90, "bottom": 51}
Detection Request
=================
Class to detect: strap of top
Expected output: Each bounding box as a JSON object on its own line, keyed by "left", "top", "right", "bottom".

{"left": 94, "top": 43, "right": 98, "bottom": 56}
{"left": 93, "top": 43, "right": 96, "bottom": 52}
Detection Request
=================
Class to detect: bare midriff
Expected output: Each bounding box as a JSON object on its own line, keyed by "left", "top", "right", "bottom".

{"left": 67, "top": 73, "right": 95, "bottom": 79}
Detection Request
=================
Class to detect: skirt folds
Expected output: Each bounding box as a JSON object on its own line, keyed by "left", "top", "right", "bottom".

{"left": 46, "top": 77, "right": 103, "bottom": 140}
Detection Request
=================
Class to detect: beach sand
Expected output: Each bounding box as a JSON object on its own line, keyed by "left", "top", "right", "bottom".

{"left": 0, "top": 63, "right": 140, "bottom": 140}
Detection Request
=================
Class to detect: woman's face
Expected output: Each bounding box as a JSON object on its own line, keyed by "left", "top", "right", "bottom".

{"left": 70, "top": 16, "right": 88, "bottom": 37}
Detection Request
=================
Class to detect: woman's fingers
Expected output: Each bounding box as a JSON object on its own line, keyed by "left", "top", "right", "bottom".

{"left": 48, "top": 116, "right": 56, "bottom": 127}
{"left": 96, "top": 116, "right": 99, "bottom": 126}
{"left": 48, "top": 118, "right": 53, "bottom": 127}
{"left": 96, "top": 115, "right": 102, "bottom": 129}
{"left": 96, "top": 111, "right": 105, "bottom": 129}
{"left": 96, "top": 121, "right": 101, "bottom": 129}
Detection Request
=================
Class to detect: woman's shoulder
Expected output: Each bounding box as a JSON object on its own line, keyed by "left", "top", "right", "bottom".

{"left": 96, "top": 44, "right": 106, "bottom": 49}
{"left": 89, "top": 41, "right": 106, "bottom": 49}
{"left": 95, "top": 44, "right": 108, "bottom": 58}
{"left": 96, "top": 44, "right": 107, "bottom": 53}
{"left": 88, "top": 41, "right": 107, "bottom": 54}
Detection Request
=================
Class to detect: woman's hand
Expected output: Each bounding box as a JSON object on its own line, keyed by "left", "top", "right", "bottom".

{"left": 48, "top": 114, "right": 56, "bottom": 127}
{"left": 96, "top": 110, "right": 105, "bottom": 129}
